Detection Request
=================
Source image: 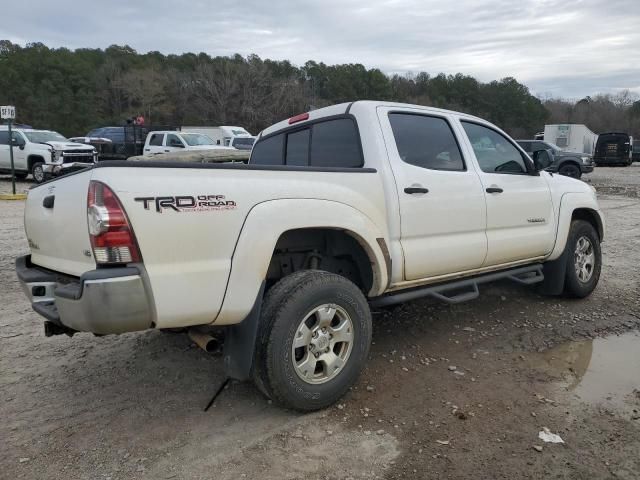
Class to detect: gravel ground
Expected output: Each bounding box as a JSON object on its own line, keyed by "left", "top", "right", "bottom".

{"left": 1, "top": 166, "right": 639, "bottom": 480}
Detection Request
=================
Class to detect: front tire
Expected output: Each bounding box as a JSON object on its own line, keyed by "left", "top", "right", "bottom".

{"left": 564, "top": 220, "right": 601, "bottom": 298}
{"left": 31, "top": 162, "right": 45, "bottom": 183}
{"left": 253, "top": 270, "right": 372, "bottom": 411}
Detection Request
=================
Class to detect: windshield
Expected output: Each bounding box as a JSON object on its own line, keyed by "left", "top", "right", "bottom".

{"left": 24, "top": 131, "right": 68, "bottom": 143}
{"left": 545, "top": 142, "right": 562, "bottom": 152}
{"left": 181, "top": 133, "right": 215, "bottom": 146}
{"left": 232, "top": 137, "right": 255, "bottom": 147}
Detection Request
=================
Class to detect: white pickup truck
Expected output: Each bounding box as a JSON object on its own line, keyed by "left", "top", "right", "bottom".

{"left": 0, "top": 127, "right": 97, "bottom": 183}
{"left": 16, "top": 101, "right": 604, "bottom": 410}
{"left": 143, "top": 131, "right": 234, "bottom": 156}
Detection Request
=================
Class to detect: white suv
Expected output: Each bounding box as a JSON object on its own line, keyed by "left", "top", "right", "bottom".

{"left": 0, "top": 127, "right": 97, "bottom": 183}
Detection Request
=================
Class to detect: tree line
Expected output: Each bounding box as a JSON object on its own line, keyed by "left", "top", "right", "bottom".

{"left": 1, "top": 41, "right": 638, "bottom": 139}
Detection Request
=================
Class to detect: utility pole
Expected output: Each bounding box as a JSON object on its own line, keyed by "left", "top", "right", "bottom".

{"left": 1, "top": 105, "right": 17, "bottom": 195}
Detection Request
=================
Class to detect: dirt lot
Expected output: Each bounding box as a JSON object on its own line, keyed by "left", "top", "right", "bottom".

{"left": 1, "top": 167, "right": 639, "bottom": 480}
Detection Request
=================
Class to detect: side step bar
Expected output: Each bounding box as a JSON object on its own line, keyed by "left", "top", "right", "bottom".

{"left": 370, "top": 264, "right": 544, "bottom": 308}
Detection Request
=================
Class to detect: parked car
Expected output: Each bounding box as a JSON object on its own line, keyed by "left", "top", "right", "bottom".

{"left": 229, "top": 136, "right": 256, "bottom": 151}
{"left": 517, "top": 140, "right": 594, "bottom": 179}
{"left": 17, "top": 101, "right": 604, "bottom": 411}
{"left": 0, "top": 127, "right": 96, "bottom": 183}
{"left": 143, "top": 131, "right": 235, "bottom": 155}
{"left": 593, "top": 132, "right": 634, "bottom": 166}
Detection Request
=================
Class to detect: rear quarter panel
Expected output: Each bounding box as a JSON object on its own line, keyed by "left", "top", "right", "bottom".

{"left": 91, "top": 165, "right": 388, "bottom": 328}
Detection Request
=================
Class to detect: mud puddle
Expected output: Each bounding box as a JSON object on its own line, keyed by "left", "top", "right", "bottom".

{"left": 531, "top": 331, "right": 640, "bottom": 418}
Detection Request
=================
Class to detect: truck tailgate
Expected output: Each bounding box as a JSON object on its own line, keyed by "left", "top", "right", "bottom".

{"left": 24, "top": 171, "right": 96, "bottom": 276}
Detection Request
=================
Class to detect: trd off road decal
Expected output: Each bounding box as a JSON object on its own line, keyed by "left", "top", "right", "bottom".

{"left": 134, "top": 195, "right": 236, "bottom": 213}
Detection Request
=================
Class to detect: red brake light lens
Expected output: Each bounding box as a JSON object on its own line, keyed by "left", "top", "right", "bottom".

{"left": 288, "top": 112, "right": 309, "bottom": 124}
{"left": 87, "top": 181, "right": 141, "bottom": 264}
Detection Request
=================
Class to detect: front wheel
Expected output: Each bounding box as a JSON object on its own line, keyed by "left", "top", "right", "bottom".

{"left": 253, "top": 270, "right": 372, "bottom": 411}
{"left": 564, "top": 220, "right": 601, "bottom": 298}
{"left": 558, "top": 163, "right": 582, "bottom": 179}
{"left": 31, "top": 162, "right": 45, "bottom": 183}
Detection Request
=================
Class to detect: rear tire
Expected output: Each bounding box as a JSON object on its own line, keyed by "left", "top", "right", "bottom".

{"left": 563, "top": 220, "right": 601, "bottom": 298}
{"left": 253, "top": 270, "right": 372, "bottom": 411}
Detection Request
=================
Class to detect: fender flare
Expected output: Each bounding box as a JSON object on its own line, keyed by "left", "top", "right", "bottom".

{"left": 213, "top": 198, "right": 389, "bottom": 325}
{"left": 547, "top": 191, "right": 604, "bottom": 261}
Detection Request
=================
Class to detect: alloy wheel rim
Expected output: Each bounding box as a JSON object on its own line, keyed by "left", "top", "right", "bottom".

{"left": 34, "top": 166, "right": 44, "bottom": 182}
{"left": 291, "top": 303, "right": 354, "bottom": 384}
{"left": 574, "top": 235, "right": 595, "bottom": 283}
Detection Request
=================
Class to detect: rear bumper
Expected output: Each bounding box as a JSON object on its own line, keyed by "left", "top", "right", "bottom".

{"left": 16, "top": 255, "right": 153, "bottom": 335}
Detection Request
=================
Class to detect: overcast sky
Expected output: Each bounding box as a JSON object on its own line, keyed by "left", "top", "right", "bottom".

{"left": 3, "top": 0, "right": 639, "bottom": 99}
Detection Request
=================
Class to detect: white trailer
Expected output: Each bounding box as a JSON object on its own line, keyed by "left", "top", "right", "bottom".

{"left": 181, "top": 126, "right": 252, "bottom": 147}
{"left": 543, "top": 124, "right": 598, "bottom": 155}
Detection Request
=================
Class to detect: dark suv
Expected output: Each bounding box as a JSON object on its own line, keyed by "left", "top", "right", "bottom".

{"left": 517, "top": 140, "right": 594, "bottom": 179}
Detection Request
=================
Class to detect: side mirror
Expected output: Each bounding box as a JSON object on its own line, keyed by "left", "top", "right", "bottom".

{"left": 532, "top": 149, "right": 553, "bottom": 171}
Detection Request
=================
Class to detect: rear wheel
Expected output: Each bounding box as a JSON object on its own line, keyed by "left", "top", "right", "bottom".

{"left": 564, "top": 220, "right": 601, "bottom": 298}
{"left": 558, "top": 163, "right": 581, "bottom": 179}
{"left": 31, "top": 162, "right": 45, "bottom": 183}
{"left": 253, "top": 270, "right": 372, "bottom": 411}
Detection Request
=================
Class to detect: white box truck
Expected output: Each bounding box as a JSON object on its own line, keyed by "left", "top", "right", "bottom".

{"left": 181, "top": 126, "right": 255, "bottom": 149}
{"left": 543, "top": 124, "right": 598, "bottom": 155}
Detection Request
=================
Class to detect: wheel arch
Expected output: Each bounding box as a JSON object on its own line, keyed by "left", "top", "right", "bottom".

{"left": 213, "top": 199, "right": 389, "bottom": 326}
{"left": 547, "top": 192, "right": 604, "bottom": 261}
{"left": 27, "top": 155, "right": 46, "bottom": 171}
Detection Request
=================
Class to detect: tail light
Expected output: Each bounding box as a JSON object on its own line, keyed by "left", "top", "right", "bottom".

{"left": 87, "top": 181, "right": 141, "bottom": 264}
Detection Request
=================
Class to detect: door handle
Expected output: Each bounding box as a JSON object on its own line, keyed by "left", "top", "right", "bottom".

{"left": 486, "top": 187, "right": 503, "bottom": 194}
{"left": 404, "top": 186, "right": 429, "bottom": 194}
{"left": 164, "top": 149, "right": 170, "bottom": 152}
{"left": 144, "top": 148, "right": 150, "bottom": 151}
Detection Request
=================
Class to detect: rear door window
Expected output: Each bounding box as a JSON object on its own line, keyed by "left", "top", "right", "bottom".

{"left": 149, "top": 133, "right": 163, "bottom": 146}
{"left": 0, "top": 132, "right": 9, "bottom": 145}
{"left": 389, "top": 113, "right": 464, "bottom": 171}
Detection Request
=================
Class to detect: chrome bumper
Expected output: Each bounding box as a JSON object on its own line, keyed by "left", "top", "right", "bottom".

{"left": 16, "top": 255, "right": 153, "bottom": 335}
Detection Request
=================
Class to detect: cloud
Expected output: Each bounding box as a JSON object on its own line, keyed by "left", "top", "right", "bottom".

{"left": 1, "top": 0, "right": 638, "bottom": 98}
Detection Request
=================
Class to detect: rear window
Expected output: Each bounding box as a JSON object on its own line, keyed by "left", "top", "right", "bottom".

{"left": 286, "top": 129, "right": 310, "bottom": 166}
{"left": 250, "top": 117, "right": 362, "bottom": 168}
{"left": 251, "top": 134, "right": 284, "bottom": 165}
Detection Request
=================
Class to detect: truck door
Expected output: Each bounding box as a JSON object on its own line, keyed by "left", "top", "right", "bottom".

{"left": 0, "top": 131, "right": 27, "bottom": 171}
{"left": 164, "top": 133, "right": 186, "bottom": 153}
{"left": 377, "top": 107, "right": 488, "bottom": 280}
{"left": 459, "top": 121, "right": 555, "bottom": 266}
{"left": 144, "top": 132, "right": 165, "bottom": 155}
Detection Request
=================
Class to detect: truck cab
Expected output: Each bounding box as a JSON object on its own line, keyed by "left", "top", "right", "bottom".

{"left": 0, "top": 127, "right": 97, "bottom": 182}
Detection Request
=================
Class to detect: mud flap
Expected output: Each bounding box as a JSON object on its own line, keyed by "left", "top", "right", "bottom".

{"left": 222, "top": 282, "right": 265, "bottom": 381}
{"left": 539, "top": 249, "right": 568, "bottom": 296}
